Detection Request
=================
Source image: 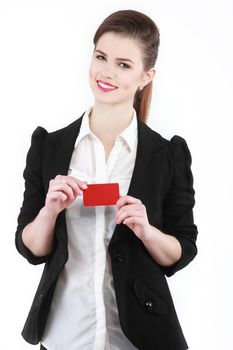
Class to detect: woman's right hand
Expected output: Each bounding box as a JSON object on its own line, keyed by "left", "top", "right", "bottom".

{"left": 44, "top": 174, "right": 88, "bottom": 218}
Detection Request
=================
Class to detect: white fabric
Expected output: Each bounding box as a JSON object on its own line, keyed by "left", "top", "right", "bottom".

{"left": 41, "top": 107, "right": 138, "bottom": 349}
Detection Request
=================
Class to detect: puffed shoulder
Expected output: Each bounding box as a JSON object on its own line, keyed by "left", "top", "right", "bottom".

{"left": 170, "top": 135, "right": 186, "bottom": 143}
{"left": 167, "top": 135, "right": 193, "bottom": 170}
{"left": 25, "top": 126, "right": 49, "bottom": 172}
{"left": 31, "top": 126, "right": 48, "bottom": 138}
{"left": 26, "top": 126, "right": 49, "bottom": 160}
{"left": 169, "top": 135, "right": 190, "bottom": 151}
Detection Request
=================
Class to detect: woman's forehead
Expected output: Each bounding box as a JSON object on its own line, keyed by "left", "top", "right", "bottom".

{"left": 95, "top": 32, "right": 143, "bottom": 62}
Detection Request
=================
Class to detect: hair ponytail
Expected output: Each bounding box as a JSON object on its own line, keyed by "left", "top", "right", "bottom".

{"left": 134, "top": 82, "right": 153, "bottom": 123}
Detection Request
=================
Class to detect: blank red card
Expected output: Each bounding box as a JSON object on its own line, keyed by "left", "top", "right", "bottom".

{"left": 83, "top": 183, "right": 120, "bottom": 206}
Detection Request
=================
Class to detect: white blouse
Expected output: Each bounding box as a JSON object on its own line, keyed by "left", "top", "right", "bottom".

{"left": 41, "top": 107, "right": 139, "bottom": 350}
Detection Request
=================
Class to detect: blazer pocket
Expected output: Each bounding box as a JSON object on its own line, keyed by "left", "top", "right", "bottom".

{"left": 133, "top": 276, "right": 168, "bottom": 315}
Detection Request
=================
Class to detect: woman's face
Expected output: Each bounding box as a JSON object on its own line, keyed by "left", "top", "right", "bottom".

{"left": 89, "top": 32, "right": 154, "bottom": 107}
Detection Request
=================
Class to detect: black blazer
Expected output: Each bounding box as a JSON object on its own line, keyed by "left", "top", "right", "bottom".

{"left": 15, "top": 113, "right": 198, "bottom": 350}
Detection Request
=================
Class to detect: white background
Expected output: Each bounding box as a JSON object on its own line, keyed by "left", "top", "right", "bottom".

{"left": 0, "top": 0, "right": 232, "bottom": 349}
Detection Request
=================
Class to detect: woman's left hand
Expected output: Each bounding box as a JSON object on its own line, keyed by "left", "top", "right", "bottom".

{"left": 115, "top": 195, "right": 151, "bottom": 241}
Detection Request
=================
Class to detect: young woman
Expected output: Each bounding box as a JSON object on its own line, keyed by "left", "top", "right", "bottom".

{"left": 15, "top": 9, "right": 198, "bottom": 350}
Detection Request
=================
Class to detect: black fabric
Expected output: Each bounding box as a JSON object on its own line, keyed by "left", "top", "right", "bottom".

{"left": 15, "top": 114, "right": 198, "bottom": 350}
{"left": 40, "top": 345, "right": 47, "bottom": 350}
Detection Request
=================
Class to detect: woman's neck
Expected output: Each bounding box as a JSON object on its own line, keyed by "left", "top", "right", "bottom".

{"left": 89, "top": 102, "right": 134, "bottom": 138}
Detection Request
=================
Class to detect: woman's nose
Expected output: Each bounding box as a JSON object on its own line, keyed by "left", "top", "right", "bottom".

{"left": 102, "top": 64, "right": 115, "bottom": 79}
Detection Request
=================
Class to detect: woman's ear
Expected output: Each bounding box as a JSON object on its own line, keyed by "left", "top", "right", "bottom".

{"left": 142, "top": 68, "right": 156, "bottom": 87}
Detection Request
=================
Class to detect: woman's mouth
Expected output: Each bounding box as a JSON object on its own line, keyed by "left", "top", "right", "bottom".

{"left": 96, "top": 80, "right": 118, "bottom": 92}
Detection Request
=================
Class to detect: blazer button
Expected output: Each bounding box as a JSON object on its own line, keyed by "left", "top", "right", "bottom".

{"left": 144, "top": 300, "right": 153, "bottom": 310}
{"left": 113, "top": 253, "right": 124, "bottom": 263}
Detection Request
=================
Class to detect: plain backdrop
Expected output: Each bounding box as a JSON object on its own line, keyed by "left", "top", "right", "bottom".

{"left": 0, "top": 0, "right": 232, "bottom": 349}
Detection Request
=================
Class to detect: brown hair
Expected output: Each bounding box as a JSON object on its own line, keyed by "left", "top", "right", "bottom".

{"left": 93, "top": 9, "right": 160, "bottom": 123}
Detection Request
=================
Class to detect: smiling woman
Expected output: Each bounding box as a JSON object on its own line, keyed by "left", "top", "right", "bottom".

{"left": 88, "top": 32, "right": 155, "bottom": 110}
{"left": 15, "top": 9, "right": 198, "bottom": 350}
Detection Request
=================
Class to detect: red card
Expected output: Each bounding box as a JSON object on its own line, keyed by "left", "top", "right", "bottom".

{"left": 83, "top": 183, "right": 120, "bottom": 206}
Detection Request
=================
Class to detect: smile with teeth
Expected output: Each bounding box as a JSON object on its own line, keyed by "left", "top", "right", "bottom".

{"left": 97, "top": 80, "right": 118, "bottom": 92}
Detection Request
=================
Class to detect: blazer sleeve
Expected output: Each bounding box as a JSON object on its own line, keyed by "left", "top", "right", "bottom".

{"left": 161, "top": 135, "right": 198, "bottom": 277}
{"left": 15, "top": 126, "right": 48, "bottom": 265}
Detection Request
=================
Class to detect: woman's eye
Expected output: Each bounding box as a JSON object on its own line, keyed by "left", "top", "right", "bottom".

{"left": 96, "top": 55, "right": 105, "bottom": 61}
{"left": 119, "top": 63, "right": 130, "bottom": 69}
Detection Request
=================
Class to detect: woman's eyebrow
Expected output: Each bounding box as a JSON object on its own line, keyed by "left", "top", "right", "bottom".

{"left": 94, "top": 49, "right": 135, "bottom": 65}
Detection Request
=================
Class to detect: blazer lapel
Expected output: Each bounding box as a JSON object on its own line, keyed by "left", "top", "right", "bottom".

{"left": 109, "top": 117, "right": 165, "bottom": 247}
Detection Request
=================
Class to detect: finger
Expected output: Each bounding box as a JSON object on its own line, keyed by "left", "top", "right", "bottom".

{"left": 116, "top": 195, "right": 141, "bottom": 208}
{"left": 122, "top": 216, "right": 145, "bottom": 226}
{"left": 67, "top": 176, "right": 87, "bottom": 191}
{"left": 47, "top": 191, "right": 67, "bottom": 202}
{"left": 66, "top": 176, "right": 88, "bottom": 190}
{"left": 49, "top": 183, "right": 77, "bottom": 200}
{"left": 115, "top": 208, "right": 144, "bottom": 224}
{"left": 116, "top": 203, "right": 144, "bottom": 217}
{"left": 117, "top": 202, "right": 142, "bottom": 212}
{"left": 55, "top": 174, "right": 63, "bottom": 182}
{"left": 53, "top": 176, "right": 87, "bottom": 195}
{"left": 54, "top": 175, "right": 72, "bottom": 186}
